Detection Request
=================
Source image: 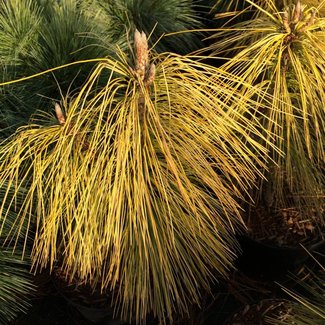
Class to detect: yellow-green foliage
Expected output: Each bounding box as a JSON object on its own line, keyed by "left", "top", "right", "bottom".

{"left": 282, "top": 0, "right": 325, "bottom": 16}
{"left": 0, "top": 32, "right": 271, "bottom": 322}
{"left": 209, "top": 0, "right": 325, "bottom": 212}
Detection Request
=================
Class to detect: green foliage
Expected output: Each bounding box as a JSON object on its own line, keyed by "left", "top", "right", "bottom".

{"left": 0, "top": 0, "right": 41, "bottom": 66}
{"left": 0, "top": 0, "right": 115, "bottom": 137}
{"left": 0, "top": 249, "right": 35, "bottom": 325}
{"left": 0, "top": 182, "right": 35, "bottom": 324}
{"left": 79, "top": 0, "right": 203, "bottom": 54}
{"left": 21, "top": 0, "right": 117, "bottom": 100}
{"left": 27, "top": 0, "right": 109, "bottom": 73}
{"left": 0, "top": 84, "right": 33, "bottom": 138}
{"left": 0, "top": 0, "right": 113, "bottom": 76}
